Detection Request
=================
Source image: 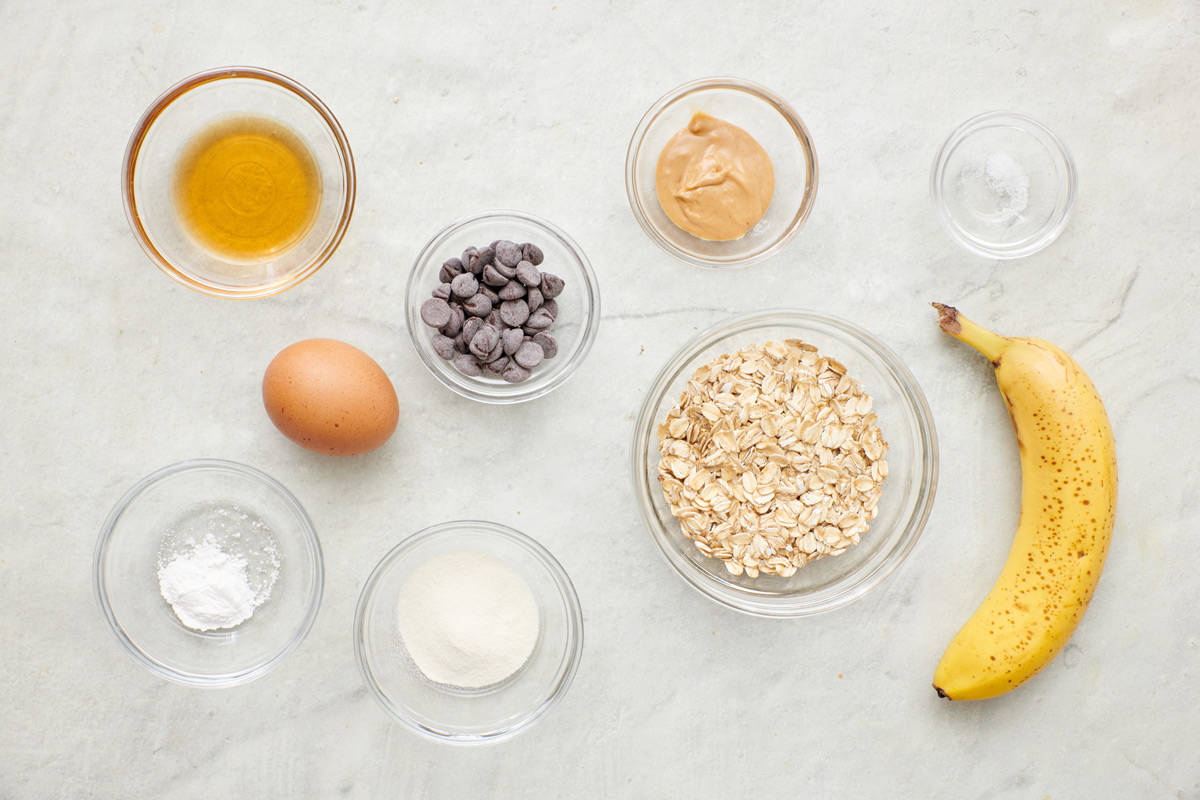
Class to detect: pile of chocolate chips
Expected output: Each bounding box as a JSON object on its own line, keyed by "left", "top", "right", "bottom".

{"left": 420, "top": 240, "right": 564, "bottom": 383}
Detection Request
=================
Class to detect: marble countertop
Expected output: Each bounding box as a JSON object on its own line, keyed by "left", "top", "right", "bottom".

{"left": 3, "top": 1, "right": 1198, "bottom": 797}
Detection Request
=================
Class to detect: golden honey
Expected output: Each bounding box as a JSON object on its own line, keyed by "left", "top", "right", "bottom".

{"left": 172, "top": 115, "right": 321, "bottom": 262}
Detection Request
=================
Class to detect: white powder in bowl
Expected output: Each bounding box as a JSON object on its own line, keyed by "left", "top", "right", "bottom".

{"left": 396, "top": 551, "right": 540, "bottom": 689}
{"left": 156, "top": 504, "right": 281, "bottom": 632}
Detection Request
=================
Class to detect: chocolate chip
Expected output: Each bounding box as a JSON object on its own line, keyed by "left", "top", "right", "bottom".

{"left": 502, "top": 327, "right": 524, "bottom": 355}
{"left": 462, "top": 247, "right": 480, "bottom": 274}
{"left": 482, "top": 337, "right": 505, "bottom": 363}
{"left": 482, "top": 264, "right": 508, "bottom": 287}
{"left": 539, "top": 272, "right": 564, "bottom": 298}
{"left": 499, "top": 299, "right": 530, "bottom": 327}
{"left": 479, "top": 285, "right": 499, "bottom": 306}
{"left": 526, "top": 287, "right": 543, "bottom": 312}
{"left": 498, "top": 280, "right": 526, "bottom": 300}
{"left": 453, "top": 332, "right": 468, "bottom": 354}
{"left": 453, "top": 353, "right": 482, "bottom": 376}
{"left": 495, "top": 240, "right": 523, "bottom": 267}
{"left": 532, "top": 331, "right": 558, "bottom": 359}
{"left": 469, "top": 324, "right": 499, "bottom": 359}
{"left": 463, "top": 293, "right": 493, "bottom": 317}
{"left": 431, "top": 334, "right": 456, "bottom": 360}
{"left": 516, "top": 260, "right": 541, "bottom": 287}
{"left": 477, "top": 246, "right": 495, "bottom": 267}
{"left": 439, "top": 258, "right": 464, "bottom": 283}
{"left": 450, "top": 273, "right": 478, "bottom": 298}
{"left": 432, "top": 282, "right": 452, "bottom": 300}
{"left": 501, "top": 363, "right": 531, "bottom": 383}
{"left": 420, "top": 298, "right": 452, "bottom": 328}
{"left": 522, "top": 243, "right": 544, "bottom": 266}
{"left": 525, "top": 307, "right": 554, "bottom": 330}
{"left": 494, "top": 260, "right": 518, "bottom": 279}
{"left": 440, "top": 304, "right": 464, "bottom": 336}
{"left": 485, "top": 355, "right": 510, "bottom": 373}
{"left": 514, "top": 341, "right": 544, "bottom": 368}
{"left": 541, "top": 298, "right": 558, "bottom": 320}
{"left": 462, "top": 316, "right": 482, "bottom": 343}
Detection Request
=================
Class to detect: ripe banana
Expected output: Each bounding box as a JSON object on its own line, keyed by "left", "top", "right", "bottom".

{"left": 931, "top": 303, "right": 1117, "bottom": 700}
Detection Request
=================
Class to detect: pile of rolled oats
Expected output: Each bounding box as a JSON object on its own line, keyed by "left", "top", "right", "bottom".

{"left": 656, "top": 339, "right": 888, "bottom": 578}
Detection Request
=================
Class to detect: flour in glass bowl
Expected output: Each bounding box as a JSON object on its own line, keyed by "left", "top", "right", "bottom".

{"left": 156, "top": 503, "right": 281, "bottom": 632}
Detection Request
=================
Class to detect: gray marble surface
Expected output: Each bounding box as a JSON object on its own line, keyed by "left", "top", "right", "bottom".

{"left": 2, "top": 1, "right": 1198, "bottom": 797}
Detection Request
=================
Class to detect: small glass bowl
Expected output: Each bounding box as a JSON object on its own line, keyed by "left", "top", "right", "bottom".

{"left": 931, "top": 111, "right": 1076, "bottom": 259}
{"left": 93, "top": 459, "right": 324, "bottom": 686}
{"left": 405, "top": 210, "right": 601, "bottom": 404}
{"left": 632, "top": 311, "right": 938, "bottom": 617}
{"left": 122, "top": 66, "right": 356, "bottom": 298}
{"left": 625, "top": 77, "right": 818, "bottom": 268}
{"left": 354, "top": 520, "right": 583, "bottom": 743}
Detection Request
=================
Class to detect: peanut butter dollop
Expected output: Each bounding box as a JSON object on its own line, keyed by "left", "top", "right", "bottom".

{"left": 655, "top": 112, "right": 775, "bottom": 241}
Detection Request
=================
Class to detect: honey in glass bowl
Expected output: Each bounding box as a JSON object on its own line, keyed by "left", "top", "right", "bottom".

{"left": 172, "top": 114, "right": 322, "bottom": 262}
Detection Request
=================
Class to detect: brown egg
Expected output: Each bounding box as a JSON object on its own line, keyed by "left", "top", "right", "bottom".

{"left": 262, "top": 339, "right": 399, "bottom": 456}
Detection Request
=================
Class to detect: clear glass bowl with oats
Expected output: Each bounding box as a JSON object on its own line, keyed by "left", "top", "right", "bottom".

{"left": 632, "top": 310, "right": 938, "bottom": 617}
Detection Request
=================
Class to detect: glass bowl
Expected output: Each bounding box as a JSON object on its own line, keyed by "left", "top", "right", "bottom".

{"left": 931, "top": 111, "right": 1076, "bottom": 259}
{"left": 354, "top": 520, "right": 583, "bottom": 744}
{"left": 632, "top": 310, "right": 938, "bottom": 617}
{"left": 625, "top": 77, "right": 818, "bottom": 268}
{"left": 122, "top": 66, "right": 355, "bottom": 298}
{"left": 405, "top": 210, "right": 601, "bottom": 404}
{"left": 94, "top": 459, "right": 324, "bottom": 686}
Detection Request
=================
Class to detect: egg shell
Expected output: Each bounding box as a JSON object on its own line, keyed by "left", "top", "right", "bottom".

{"left": 262, "top": 338, "right": 399, "bottom": 456}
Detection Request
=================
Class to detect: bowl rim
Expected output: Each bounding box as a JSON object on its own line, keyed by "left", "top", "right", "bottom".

{"left": 631, "top": 309, "right": 939, "bottom": 617}
{"left": 624, "top": 75, "right": 819, "bottom": 269}
{"left": 353, "top": 519, "right": 585, "bottom": 744}
{"left": 929, "top": 109, "right": 1077, "bottom": 260}
{"left": 404, "top": 209, "right": 601, "bottom": 405}
{"left": 121, "top": 65, "right": 357, "bottom": 299}
{"left": 93, "top": 458, "right": 325, "bottom": 687}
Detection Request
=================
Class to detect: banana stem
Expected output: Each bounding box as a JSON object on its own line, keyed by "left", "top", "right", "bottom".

{"left": 932, "top": 302, "right": 1008, "bottom": 363}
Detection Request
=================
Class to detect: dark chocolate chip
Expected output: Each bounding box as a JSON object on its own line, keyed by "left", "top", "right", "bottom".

{"left": 498, "top": 280, "right": 526, "bottom": 300}
{"left": 450, "top": 273, "right": 479, "bottom": 298}
{"left": 526, "top": 287, "right": 543, "bottom": 312}
{"left": 495, "top": 240, "right": 523, "bottom": 267}
{"left": 501, "top": 363, "right": 531, "bottom": 383}
{"left": 453, "top": 353, "right": 482, "bottom": 376}
{"left": 541, "top": 298, "right": 558, "bottom": 320}
{"left": 516, "top": 260, "right": 541, "bottom": 287}
{"left": 525, "top": 307, "right": 554, "bottom": 330}
{"left": 439, "top": 304, "right": 464, "bottom": 336}
{"left": 469, "top": 324, "right": 500, "bottom": 359}
{"left": 514, "top": 341, "right": 544, "bottom": 368}
{"left": 439, "top": 258, "right": 464, "bottom": 283}
{"left": 532, "top": 331, "right": 558, "bottom": 359}
{"left": 432, "top": 282, "right": 452, "bottom": 300}
{"left": 499, "top": 298, "right": 530, "bottom": 327}
{"left": 431, "top": 334, "right": 456, "bottom": 360}
{"left": 463, "top": 293, "right": 493, "bottom": 317}
{"left": 462, "top": 316, "right": 482, "bottom": 342}
{"left": 502, "top": 327, "right": 524, "bottom": 355}
{"left": 522, "top": 243, "right": 544, "bottom": 266}
{"left": 539, "top": 272, "right": 564, "bottom": 298}
{"left": 482, "top": 264, "right": 508, "bottom": 287}
{"left": 420, "top": 298, "right": 452, "bottom": 328}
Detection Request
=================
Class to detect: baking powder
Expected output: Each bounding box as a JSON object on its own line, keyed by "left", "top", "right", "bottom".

{"left": 156, "top": 504, "right": 281, "bottom": 632}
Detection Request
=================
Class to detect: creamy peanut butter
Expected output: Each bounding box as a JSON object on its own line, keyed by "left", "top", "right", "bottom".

{"left": 655, "top": 112, "right": 774, "bottom": 241}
